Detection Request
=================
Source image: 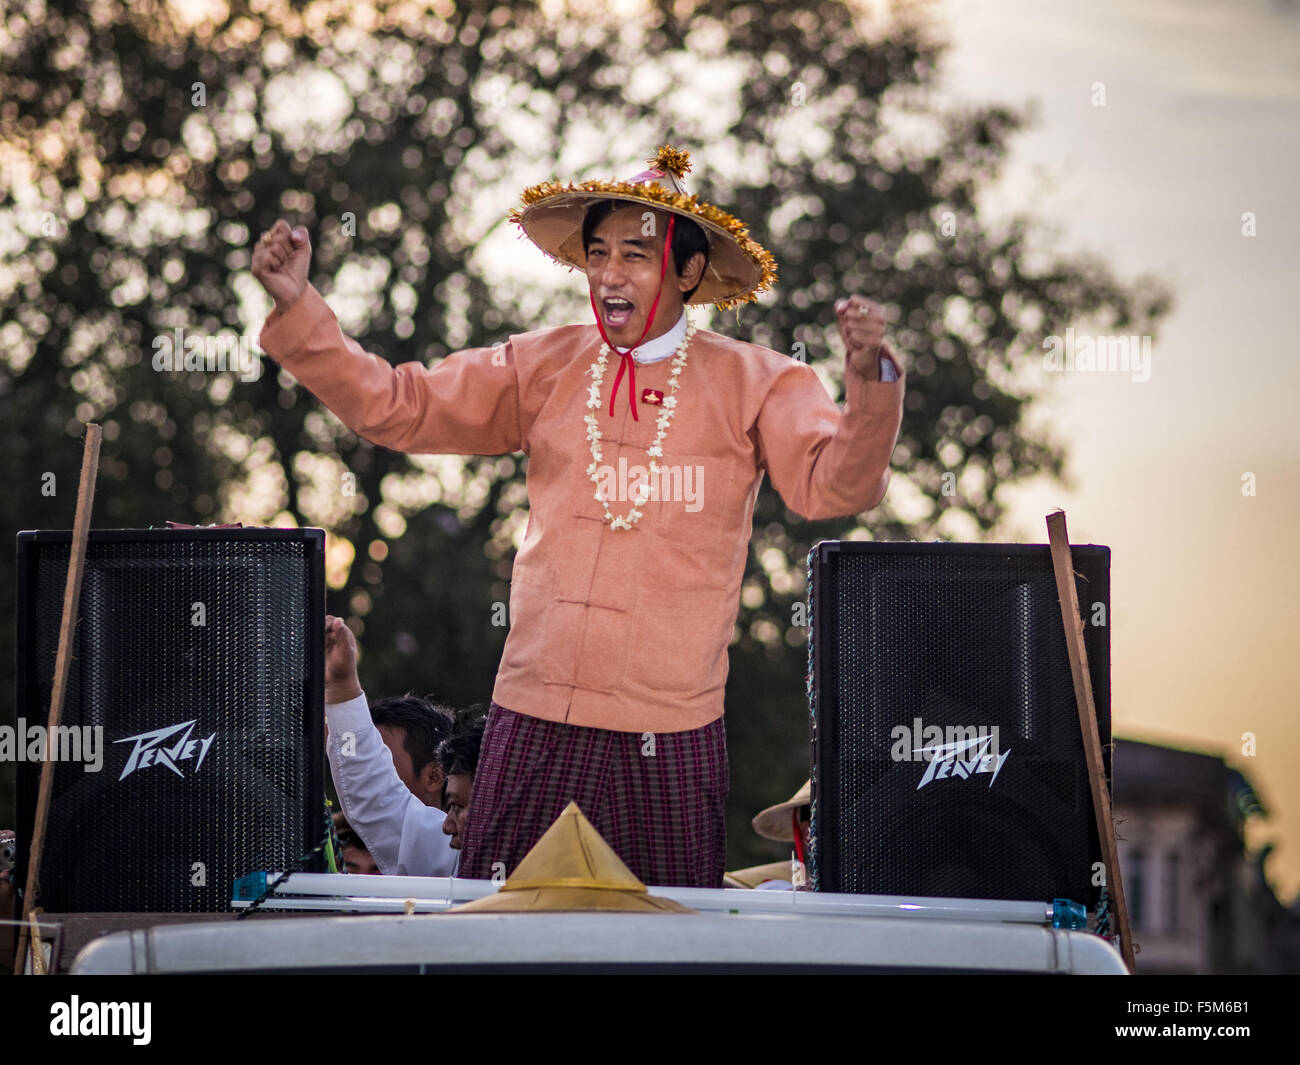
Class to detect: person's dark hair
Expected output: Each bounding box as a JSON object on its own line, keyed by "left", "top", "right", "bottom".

{"left": 437, "top": 703, "right": 488, "bottom": 779}
{"left": 370, "top": 693, "right": 454, "bottom": 775}
{"left": 581, "top": 200, "right": 710, "bottom": 302}
{"left": 332, "top": 810, "right": 365, "bottom": 851}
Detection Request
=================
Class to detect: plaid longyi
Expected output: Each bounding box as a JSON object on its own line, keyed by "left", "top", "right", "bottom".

{"left": 457, "top": 702, "right": 728, "bottom": 888}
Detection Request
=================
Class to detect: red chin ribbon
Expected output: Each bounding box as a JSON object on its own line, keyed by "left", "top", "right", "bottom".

{"left": 589, "top": 213, "right": 677, "bottom": 422}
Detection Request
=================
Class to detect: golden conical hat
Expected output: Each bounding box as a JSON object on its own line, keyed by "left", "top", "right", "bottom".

{"left": 449, "top": 802, "right": 695, "bottom": 914}
{"left": 511, "top": 145, "right": 777, "bottom": 311}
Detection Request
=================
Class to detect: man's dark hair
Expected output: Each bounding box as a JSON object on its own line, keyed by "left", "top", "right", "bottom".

{"left": 370, "top": 693, "right": 454, "bottom": 775}
{"left": 581, "top": 200, "right": 710, "bottom": 302}
{"left": 331, "top": 810, "right": 365, "bottom": 851}
{"left": 437, "top": 703, "right": 488, "bottom": 779}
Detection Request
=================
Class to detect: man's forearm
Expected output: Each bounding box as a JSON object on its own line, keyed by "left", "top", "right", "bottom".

{"left": 258, "top": 284, "right": 524, "bottom": 456}
{"left": 757, "top": 353, "right": 905, "bottom": 521}
{"left": 325, "top": 674, "right": 362, "bottom": 705}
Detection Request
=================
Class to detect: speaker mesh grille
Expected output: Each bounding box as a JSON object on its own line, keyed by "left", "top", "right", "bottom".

{"left": 811, "top": 544, "right": 1109, "bottom": 905}
{"left": 17, "top": 533, "right": 323, "bottom": 912}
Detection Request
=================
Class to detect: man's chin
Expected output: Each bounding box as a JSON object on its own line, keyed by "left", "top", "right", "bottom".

{"left": 600, "top": 314, "right": 643, "bottom": 346}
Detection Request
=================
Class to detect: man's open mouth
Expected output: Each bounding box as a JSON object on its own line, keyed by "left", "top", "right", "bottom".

{"left": 603, "top": 297, "right": 635, "bottom": 328}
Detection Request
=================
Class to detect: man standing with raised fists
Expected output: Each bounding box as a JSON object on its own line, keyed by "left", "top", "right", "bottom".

{"left": 253, "top": 146, "right": 905, "bottom": 887}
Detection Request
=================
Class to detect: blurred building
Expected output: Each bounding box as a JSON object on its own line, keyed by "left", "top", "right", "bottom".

{"left": 1113, "top": 738, "right": 1299, "bottom": 974}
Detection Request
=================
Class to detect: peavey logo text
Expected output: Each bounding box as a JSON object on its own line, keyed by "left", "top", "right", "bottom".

{"left": 913, "top": 733, "right": 1011, "bottom": 791}
{"left": 115, "top": 720, "right": 216, "bottom": 781}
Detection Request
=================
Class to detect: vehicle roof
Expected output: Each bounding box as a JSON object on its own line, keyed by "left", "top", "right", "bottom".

{"left": 71, "top": 911, "right": 1128, "bottom": 975}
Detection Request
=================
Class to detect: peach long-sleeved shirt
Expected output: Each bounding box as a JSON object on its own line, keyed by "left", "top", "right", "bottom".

{"left": 260, "top": 286, "right": 904, "bottom": 733}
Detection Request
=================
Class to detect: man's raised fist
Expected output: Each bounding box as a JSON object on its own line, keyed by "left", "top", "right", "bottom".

{"left": 252, "top": 219, "right": 312, "bottom": 314}
{"left": 324, "top": 614, "right": 362, "bottom": 705}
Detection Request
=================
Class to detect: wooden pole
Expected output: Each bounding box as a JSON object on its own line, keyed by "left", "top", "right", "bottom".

{"left": 14, "top": 424, "right": 101, "bottom": 975}
{"left": 1046, "top": 509, "right": 1136, "bottom": 973}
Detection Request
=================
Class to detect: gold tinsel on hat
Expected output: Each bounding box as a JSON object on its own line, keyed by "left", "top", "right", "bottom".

{"left": 509, "top": 145, "right": 778, "bottom": 310}
{"left": 650, "top": 144, "right": 692, "bottom": 179}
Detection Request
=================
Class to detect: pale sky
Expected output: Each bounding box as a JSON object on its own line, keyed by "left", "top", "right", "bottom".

{"left": 934, "top": 0, "right": 1300, "bottom": 901}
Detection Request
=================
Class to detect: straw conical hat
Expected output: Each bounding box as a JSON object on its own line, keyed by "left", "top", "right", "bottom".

{"left": 724, "top": 860, "right": 796, "bottom": 889}
{"left": 449, "top": 802, "right": 694, "bottom": 914}
{"left": 510, "top": 145, "right": 777, "bottom": 310}
{"left": 752, "top": 779, "right": 811, "bottom": 842}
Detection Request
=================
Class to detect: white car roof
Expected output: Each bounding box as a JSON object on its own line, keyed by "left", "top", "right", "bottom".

{"left": 72, "top": 910, "right": 1127, "bottom": 975}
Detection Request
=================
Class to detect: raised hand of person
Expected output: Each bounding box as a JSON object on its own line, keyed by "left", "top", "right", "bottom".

{"left": 324, "top": 614, "right": 362, "bottom": 705}
{"left": 252, "top": 220, "right": 312, "bottom": 314}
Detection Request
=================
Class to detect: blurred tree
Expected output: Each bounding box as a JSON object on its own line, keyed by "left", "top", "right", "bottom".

{"left": 0, "top": 0, "right": 1171, "bottom": 870}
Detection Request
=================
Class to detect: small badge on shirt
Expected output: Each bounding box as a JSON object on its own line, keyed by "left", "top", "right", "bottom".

{"left": 641, "top": 388, "right": 664, "bottom": 406}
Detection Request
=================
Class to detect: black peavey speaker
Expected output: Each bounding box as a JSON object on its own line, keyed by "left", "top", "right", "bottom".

{"left": 14, "top": 528, "right": 325, "bottom": 912}
{"left": 809, "top": 541, "right": 1110, "bottom": 908}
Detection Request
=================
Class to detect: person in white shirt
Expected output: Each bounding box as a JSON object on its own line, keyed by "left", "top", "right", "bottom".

{"left": 324, "top": 614, "right": 459, "bottom": 877}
